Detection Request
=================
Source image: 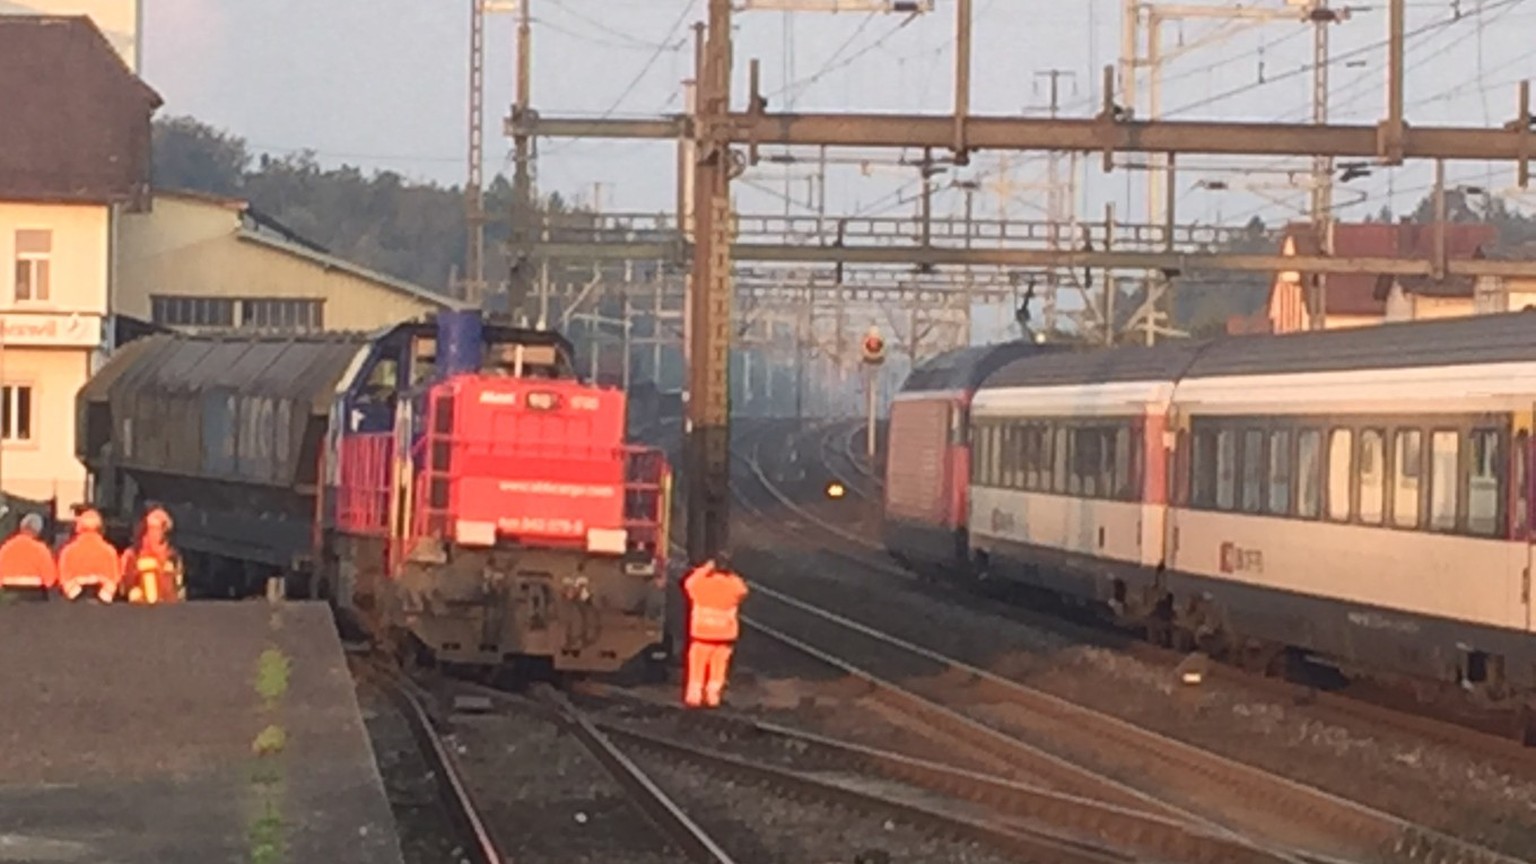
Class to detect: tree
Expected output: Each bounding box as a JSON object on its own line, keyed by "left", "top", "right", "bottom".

{"left": 151, "top": 116, "right": 600, "bottom": 294}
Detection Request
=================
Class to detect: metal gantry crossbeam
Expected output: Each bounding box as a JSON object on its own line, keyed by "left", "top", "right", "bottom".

{"left": 507, "top": 0, "right": 1536, "bottom": 564}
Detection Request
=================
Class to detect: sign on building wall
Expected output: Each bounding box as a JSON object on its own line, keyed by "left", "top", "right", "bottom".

{"left": 2, "top": 312, "right": 105, "bottom": 347}
{"left": 0, "top": 0, "right": 139, "bottom": 71}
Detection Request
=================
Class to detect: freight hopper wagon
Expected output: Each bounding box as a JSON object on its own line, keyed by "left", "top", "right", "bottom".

{"left": 77, "top": 312, "right": 672, "bottom": 674}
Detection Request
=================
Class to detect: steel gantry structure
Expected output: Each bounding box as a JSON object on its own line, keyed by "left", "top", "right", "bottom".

{"left": 507, "top": 0, "right": 1536, "bottom": 563}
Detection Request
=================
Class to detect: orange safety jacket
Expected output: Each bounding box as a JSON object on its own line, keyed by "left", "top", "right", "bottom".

{"left": 0, "top": 533, "right": 57, "bottom": 591}
{"left": 682, "top": 564, "right": 749, "bottom": 643}
{"left": 121, "top": 541, "right": 184, "bottom": 604}
{"left": 58, "top": 533, "right": 122, "bottom": 601}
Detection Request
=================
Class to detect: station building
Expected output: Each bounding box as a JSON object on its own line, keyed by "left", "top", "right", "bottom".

{"left": 0, "top": 14, "right": 160, "bottom": 514}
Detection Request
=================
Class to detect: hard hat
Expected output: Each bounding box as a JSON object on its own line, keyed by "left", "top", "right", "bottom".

{"left": 19, "top": 513, "right": 43, "bottom": 536}
{"left": 76, "top": 509, "right": 103, "bottom": 533}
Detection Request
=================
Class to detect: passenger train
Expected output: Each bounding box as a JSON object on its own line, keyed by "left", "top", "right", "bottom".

{"left": 884, "top": 312, "right": 1536, "bottom": 736}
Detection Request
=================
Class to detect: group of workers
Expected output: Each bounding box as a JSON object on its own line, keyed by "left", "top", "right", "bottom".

{"left": 0, "top": 506, "right": 184, "bottom": 604}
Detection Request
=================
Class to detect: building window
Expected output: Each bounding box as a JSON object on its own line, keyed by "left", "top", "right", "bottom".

{"left": 240, "top": 299, "right": 324, "bottom": 331}
{"left": 152, "top": 295, "right": 236, "bottom": 328}
{"left": 13, "top": 229, "right": 51, "bottom": 302}
{"left": 150, "top": 295, "right": 324, "bottom": 331}
{"left": 1, "top": 385, "right": 33, "bottom": 441}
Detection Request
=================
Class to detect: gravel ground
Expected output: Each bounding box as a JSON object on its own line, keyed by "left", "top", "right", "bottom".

{"left": 731, "top": 541, "right": 1536, "bottom": 860}
{"left": 353, "top": 676, "right": 469, "bottom": 864}
{"left": 623, "top": 628, "right": 1038, "bottom": 781}
{"left": 624, "top": 745, "right": 1022, "bottom": 864}
{"left": 446, "top": 702, "right": 681, "bottom": 864}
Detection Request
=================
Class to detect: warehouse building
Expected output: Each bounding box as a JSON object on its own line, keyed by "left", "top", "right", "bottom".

{"left": 117, "top": 189, "right": 465, "bottom": 334}
{"left": 0, "top": 15, "right": 160, "bottom": 514}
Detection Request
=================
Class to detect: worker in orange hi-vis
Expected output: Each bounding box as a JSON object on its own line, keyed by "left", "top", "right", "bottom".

{"left": 0, "top": 513, "right": 58, "bottom": 602}
{"left": 681, "top": 550, "right": 749, "bottom": 709}
{"left": 121, "top": 507, "right": 185, "bottom": 604}
{"left": 58, "top": 509, "right": 121, "bottom": 603}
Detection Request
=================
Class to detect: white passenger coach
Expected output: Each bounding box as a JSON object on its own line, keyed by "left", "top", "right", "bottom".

{"left": 966, "top": 313, "right": 1536, "bottom": 712}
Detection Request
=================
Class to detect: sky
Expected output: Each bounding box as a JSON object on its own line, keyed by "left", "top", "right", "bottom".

{"left": 134, "top": 0, "right": 1536, "bottom": 231}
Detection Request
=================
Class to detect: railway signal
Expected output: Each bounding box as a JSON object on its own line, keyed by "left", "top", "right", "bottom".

{"left": 861, "top": 328, "right": 886, "bottom": 366}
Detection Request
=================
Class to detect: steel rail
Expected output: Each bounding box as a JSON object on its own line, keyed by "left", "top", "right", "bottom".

{"left": 577, "top": 683, "right": 1297, "bottom": 864}
{"left": 532, "top": 685, "right": 740, "bottom": 864}
{"left": 596, "top": 718, "right": 1140, "bottom": 864}
{"left": 749, "top": 418, "right": 1536, "bottom": 759}
{"left": 746, "top": 586, "right": 1526, "bottom": 864}
{"left": 363, "top": 665, "right": 505, "bottom": 864}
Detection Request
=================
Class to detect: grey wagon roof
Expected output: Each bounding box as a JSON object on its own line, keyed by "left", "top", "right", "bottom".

{"left": 978, "top": 309, "right": 1536, "bottom": 391}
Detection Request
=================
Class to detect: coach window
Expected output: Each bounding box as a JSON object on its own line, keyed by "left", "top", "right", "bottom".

{"left": 1216, "top": 429, "right": 1237, "bottom": 511}
{"left": 1053, "top": 427, "right": 1069, "bottom": 494}
{"left": 1515, "top": 431, "right": 1529, "bottom": 536}
{"left": 1129, "top": 425, "right": 1145, "bottom": 501}
{"left": 1391, "top": 429, "right": 1422, "bottom": 529}
{"left": 1467, "top": 428, "right": 1501, "bottom": 536}
{"left": 1239, "top": 429, "right": 1263, "bottom": 513}
{"left": 1191, "top": 429, "right": 1216, "bottom": 508}
{"left": 1113, "top": 427, "right": 1131, "bottom": 500}
{"left": 1003, "top": 425, "right": 1020, "bottom": 489}
{"left": 1358, "top": 430, "right": 1385, "bottom": 525}
{"left": 1297, "top": 429, "right": 1322, "bottom": 518}
{"left": 1266, "top": 430, "right": 1291, "bottom": 515}
{"left": 1041, "top": 424, "right": 1057, "bottom": 492}
{"left": 1326, "top": 429, "right": 1353, "bottom": 522}
{"left": 1429, "top": 430, "right": 1460, "bottom": 532}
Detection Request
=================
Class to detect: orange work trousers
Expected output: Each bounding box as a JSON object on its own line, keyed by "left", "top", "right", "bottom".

{"left": 684, "top": 640, "right": 734, "bottom": 707}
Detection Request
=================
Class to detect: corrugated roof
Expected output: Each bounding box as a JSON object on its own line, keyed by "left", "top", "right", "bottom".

{"left": 82, "top": 332, "right": 372, "bottom": 415}
{"left": 0, "top": 15, "right": 161, "bottom": 206}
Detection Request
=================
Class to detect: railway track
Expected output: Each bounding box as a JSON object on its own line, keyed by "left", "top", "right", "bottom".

{"left": 751, "top": 418, "right": 1536, "bottom": 762}
{"left": 577, "top": 683, "right": 1299, "bottom": 864}
{"left": 743, "top": 583, "right": 1524, "bottom": 864}
{"left": 727, "top": 419, "right": 1534, "bottom": 863}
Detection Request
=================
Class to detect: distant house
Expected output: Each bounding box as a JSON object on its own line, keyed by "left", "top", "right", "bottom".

{"left": 1266, "top": 221, "right": 1497, "bottom": 334}
{"left": 0, "top": 15, "right": 161, "bottom": 513}
{"left": 118, "top": 189, "right": 466, "bottom": 333}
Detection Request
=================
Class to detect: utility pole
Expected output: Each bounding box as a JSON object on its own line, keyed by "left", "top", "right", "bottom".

{"left": 464, "top": 0, "right": 487, "bottom": 306}
{"left": 1034, "top": 68, "right": 1076, "bottom": 337}
{"left": 685, "top": 0, "right": 735, "bottom": 563}
{"left": 508, "top": 0, "right": 535, "bottom": 323}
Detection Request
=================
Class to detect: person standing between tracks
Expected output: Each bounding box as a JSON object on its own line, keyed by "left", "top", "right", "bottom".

{"left": 58, "top": 509, "right": 120, "bottom": 603}
{"left": 121, "top": 507, "right": 185, "bottom": 604}
{"left": 681, "top": 550, "right": 749, "bottom": 709}
{"left": 0, "top": 513, "right": 57, "bottom": 602}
